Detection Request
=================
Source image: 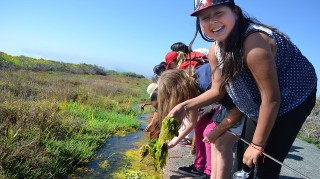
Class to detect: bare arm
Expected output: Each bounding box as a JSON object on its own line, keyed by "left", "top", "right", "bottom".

{"left": 243, "top": 32, "right": 281, "bottom": 167}
{"left": 145, "top": 112, "right": 158, "bottom": 131}
{"left": 204, "top": 107, "right": 243, "bottom": 143}
{"left": 140, "top": 103, "right": 151, "bottom": 109}
{"left": 244, "top": 32, "right": 280, "bottom": 146}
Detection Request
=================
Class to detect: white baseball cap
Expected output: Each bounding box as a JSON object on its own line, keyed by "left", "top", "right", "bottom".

{"left": 193, "top": 48, "right": 209, "bottom": 55}
{"left": 147, "top": 83, "right": 158, "bottom": 97}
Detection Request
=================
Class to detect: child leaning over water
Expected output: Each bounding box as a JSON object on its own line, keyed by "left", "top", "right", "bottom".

{"left": 141, "top": 83, "right": 160, "bottom": 139}
{"left": 157, "top": 65, "right": 244, "bottom": 178}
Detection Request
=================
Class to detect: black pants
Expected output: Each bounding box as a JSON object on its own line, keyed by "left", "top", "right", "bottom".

{"left": 233, "top": 88, "right": 316, "bottom": 179}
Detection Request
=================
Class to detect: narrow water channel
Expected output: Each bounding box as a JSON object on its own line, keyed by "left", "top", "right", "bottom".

{"left": 70, "top": 112, "right": 158, "bottom": 178}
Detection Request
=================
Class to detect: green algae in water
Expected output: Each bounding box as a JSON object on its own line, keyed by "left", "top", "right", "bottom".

{"left": 140, "top": 138, "right": 157, "bottom": 161}
{"left": 98, "top": 159, "right": 110, "bottom": 169}
{"left": 124, "top": 170, "right": 146, "bottom": 179}
{"left": 140, "top": 116, "right": 179, "bottom": 170}
{"left": 113, "top": 149, "right": 162, "bottom": 179}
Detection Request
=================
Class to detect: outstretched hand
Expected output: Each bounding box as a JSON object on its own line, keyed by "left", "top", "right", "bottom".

{"left": 168, "top": 103, "right": 187, "bottom": 122}
{"left": 140, "top": 103, "right": 147, "bottom": 109}
{"left": 167, "top": 137, "right": 179, "bottom": 149}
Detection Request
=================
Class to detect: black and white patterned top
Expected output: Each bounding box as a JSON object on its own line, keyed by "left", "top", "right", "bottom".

{"left": 215, "top": 23, "right": 317, "bottom": 121}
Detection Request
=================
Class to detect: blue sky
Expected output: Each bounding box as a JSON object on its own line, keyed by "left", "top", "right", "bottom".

{"left": 1, "top": 0, "right": 319, "bottom": 91}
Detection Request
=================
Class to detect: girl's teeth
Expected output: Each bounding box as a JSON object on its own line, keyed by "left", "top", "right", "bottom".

{"left": 213, "top": 27, "right": 223, "bottom": 32}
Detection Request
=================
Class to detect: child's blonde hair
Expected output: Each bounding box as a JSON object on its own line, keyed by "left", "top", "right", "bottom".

{"left": 176, "top": 51, "right": 187, "bottom": 67}
{"left": 176, "top": 51, "right": 197, "bottom": 77}
{"left": 157, "top": 69, "right": 200, "bottom": 126}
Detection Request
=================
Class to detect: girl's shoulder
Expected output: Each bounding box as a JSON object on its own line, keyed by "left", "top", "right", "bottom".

{"left": 242, "top": 33, "right": 276, "bottom": 69}
{"left": 243, "top": 23, "right": 275, "bottom": 45}
{"left": 245, "top": 24, "right": 273, "bottom": 36}
{"left": 243, "top": 32, "right": 273, "bottom": 49}
{"left": 243, "top": 25, "right": 276, "bottom": 60}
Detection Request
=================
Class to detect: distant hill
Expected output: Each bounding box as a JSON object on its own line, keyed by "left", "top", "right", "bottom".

{"left": 0, "top": 51, "right": 145, "bottom": 78}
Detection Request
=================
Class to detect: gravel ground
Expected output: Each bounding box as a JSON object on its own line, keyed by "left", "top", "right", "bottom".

{"left": 163, "top": 144, "right": 195, "bottom": 179}
{"left": 163, "top": 138, "right": 320, "bottom": 179}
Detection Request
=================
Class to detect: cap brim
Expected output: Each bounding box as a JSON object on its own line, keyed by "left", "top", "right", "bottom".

{"left": 190, "top": 9, "right": 202, "bottom": 16}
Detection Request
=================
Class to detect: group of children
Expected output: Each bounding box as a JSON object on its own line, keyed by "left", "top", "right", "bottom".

{"left": 142, "top": 1, "right": 317, "bottom": 178}
{"left": 143, "top": 43, "right": 215, "bottom": 178}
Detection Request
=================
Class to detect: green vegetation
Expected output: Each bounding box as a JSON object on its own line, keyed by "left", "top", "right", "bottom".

{"left": 106, "top": 70, "right": 145, "bottom": 79}
{"left": 140, "top": 117, "right": 180, "bottom": 170}
{"left": 0, "top": 69, "right": 149, "bottom": 178}
{"left": 0, "top": 51, "right": 145, "bottom": 78}
{"left": 0, "top": 51, "right": 107, "bottom": 75}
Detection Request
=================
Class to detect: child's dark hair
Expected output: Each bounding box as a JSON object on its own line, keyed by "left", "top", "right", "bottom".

{"left": 170, "top": 42, "right": 189, "bottom": 53}
{"left": 150, "top": 89, "right": 158, "bottom": 102}
{"left": 153, "top": 62, "right": 166, "bottom": 76}
{"left": 189, "top": 4, "right": 290, "bottom": 91}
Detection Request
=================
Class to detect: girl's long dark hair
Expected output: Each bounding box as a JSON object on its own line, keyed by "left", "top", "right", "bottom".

{"left": 189, "top": 5, "right": 289, "bottom": 90}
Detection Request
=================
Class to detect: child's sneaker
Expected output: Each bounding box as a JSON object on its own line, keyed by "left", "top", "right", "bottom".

{"left": 177, "top": 164, "right": 205, "bottom": 177}
{"left": 178, "top": 139, "right": 192, "bottom": 147}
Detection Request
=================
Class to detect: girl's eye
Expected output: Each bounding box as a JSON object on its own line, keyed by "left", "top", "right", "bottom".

{"left": 215, "top": 11, "right": 223, "bottom": 16}
{"left": 200, "top": 15, "right": 210, "bottom": 22}
{"left": 201, "top": 16, "right": 209, "bottom": 21}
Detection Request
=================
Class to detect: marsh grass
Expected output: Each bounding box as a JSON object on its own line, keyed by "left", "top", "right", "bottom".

{"left": 0, "top": 70, "right": 149, "bottom": 178}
